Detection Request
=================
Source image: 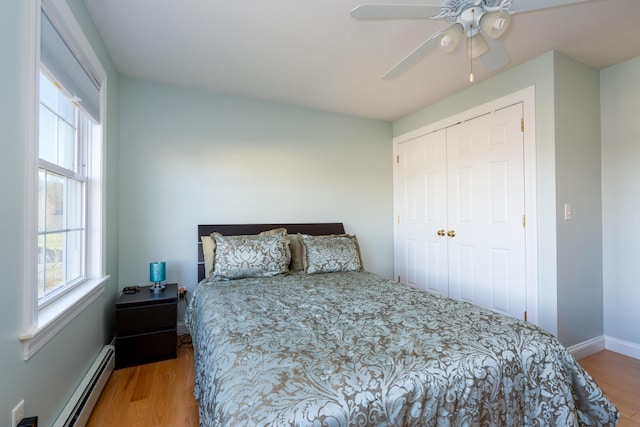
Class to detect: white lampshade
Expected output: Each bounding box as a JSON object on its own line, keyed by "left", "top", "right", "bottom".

{"left": 479, "top": 11, "right": 511, "bottom": 39}
{"left": 439, "top": 24, "right": 464, "bottom": 53}
{"left": 466, "top": 34, "right": 489, "bottom": 59}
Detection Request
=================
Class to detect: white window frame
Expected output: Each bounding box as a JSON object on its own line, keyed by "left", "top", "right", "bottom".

{"left": 20, "top": 0, "right": 109, "bottom": 360}
{"left": 37, "top": 71, "right": 88, "bottom": 307}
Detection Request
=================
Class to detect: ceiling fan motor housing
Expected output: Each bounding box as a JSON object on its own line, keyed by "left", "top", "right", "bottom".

{"left": 433, "top": 0, "right": 512, "bottom": 57}
{"left": 435, "top": 0, "right": 512, "bottom": 37}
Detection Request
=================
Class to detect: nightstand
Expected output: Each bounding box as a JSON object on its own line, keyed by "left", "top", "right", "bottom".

{"left": 115, "top": 283, "right": 177, "bottom": 369}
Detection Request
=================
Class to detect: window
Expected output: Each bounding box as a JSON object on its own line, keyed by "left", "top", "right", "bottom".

{"left": 38, "top": 71, "right": 94, "bottom": 305}
{"left": 21, "top": 0, "right": 108, "bottom": 359}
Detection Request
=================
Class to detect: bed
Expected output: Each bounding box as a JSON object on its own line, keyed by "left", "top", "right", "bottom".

{"left": 187, "top": 223, "right": 618, "bottom": 426}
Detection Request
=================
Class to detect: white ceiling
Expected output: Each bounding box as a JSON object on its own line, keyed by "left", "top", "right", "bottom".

{"left": 83, "top": 0, "right": 640, "bottom": 121}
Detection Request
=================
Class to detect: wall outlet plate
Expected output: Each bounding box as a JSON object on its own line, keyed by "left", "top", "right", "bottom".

{"left": 11, "top": 400, "right": 24, "bottom": 427}
{"left": 17, "top": 416, "right": 38, "bottom": 427}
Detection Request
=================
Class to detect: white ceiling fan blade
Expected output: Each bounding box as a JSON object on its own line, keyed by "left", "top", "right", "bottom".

{"left": 383, "top": 32, "right": 441, "bottom": 80}
{"left": 511, "top": 0, "right": 591, "bottom": 13}
{"left": 480, "top": 36, "right": 510, "bottom": 71}
{"left": 351, "top": 4, "right": 442, "bottom": 20}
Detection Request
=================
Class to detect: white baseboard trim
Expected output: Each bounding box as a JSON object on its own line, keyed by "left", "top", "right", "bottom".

{"left": 567, "top": 336, "right": 606, "bottom": 360}
{"left": 567, "top": 335, "right": 640, "bottom": 360}
{"left": 604, "top": 336, "right": 640, "bottom": 360}
{"left": 177, "top": 321, "right": 189, "bottom": 336}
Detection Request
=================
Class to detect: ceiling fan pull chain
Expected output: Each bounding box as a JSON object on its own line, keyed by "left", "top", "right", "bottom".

{"left": 470, "top": 60, "right": 474, "bottom": 82}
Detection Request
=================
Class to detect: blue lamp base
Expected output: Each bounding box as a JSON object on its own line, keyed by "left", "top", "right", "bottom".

{"left": 150, "top": 283, "right": 166, "bottom": 293}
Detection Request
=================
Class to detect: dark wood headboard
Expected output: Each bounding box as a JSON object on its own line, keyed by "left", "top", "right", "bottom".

{"left": 197, "top": 223, "right": 345, "bottom": 282}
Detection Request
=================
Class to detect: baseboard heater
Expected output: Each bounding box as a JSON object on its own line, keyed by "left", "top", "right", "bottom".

{"left": 53, "top": 344, "right": 115, "bottom": 427}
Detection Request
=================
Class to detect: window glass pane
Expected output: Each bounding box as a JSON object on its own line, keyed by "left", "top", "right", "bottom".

{"left": 66, "top": 230, "right": 83, "bottom": 282}
{"left": 38, "top": 105, "right": 57, "bottom": 164}
{"left": 44, "top": 232, "right": 65, "bottom": 295}
{"left": 45, "top": 172, "right": 64, "bottom": 232}
{"left": 58, "top": 93, "right": 75, "bottom": 125}
{"left": 39, "top": 73, "right": 57, "bottom": 111}
{"left": 67, "top": 179, "right": 83, "bottom": 229}
{"left": 39, "top": 72, "right": 77, "bottom": 171}
{"left": 58, "top": 119, "right": 76, "bottom": 171}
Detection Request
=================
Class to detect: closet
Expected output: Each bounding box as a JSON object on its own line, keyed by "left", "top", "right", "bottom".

{"left": 395, "top": 103, "right": 528, "bottom": 320}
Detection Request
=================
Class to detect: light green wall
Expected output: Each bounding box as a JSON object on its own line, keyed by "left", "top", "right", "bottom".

{"left": 394, "top": 52, "right": 561, "bottom": 337}
{"left": 553, "top": 54, "right": 603, "bottom": 345}
{"left": 393, "top": 53, "right": 554, "bottom": 138}
{"left": 118, "top": 78, "right": 394, "bottom": 293}
{"left": 0, "top": 1, "right": 119, "bottom": 425}
{"left": 601, "top": 56, "right": 640, "bottom": 345}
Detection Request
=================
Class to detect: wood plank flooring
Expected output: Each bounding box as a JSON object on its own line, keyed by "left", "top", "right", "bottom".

{"left": 87, "top": 335, "right": 199, "bottom": 427}
{"left": 580, "top": 350, "right": 640, "bottom": 427}
{"left": 88, "top": 338, "right": 638, "bottom": 427}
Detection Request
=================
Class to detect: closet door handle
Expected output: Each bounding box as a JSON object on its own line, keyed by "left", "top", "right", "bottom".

{"left": 447, "top": 230, "right": 456, "bottom": 237}
{"left": 437, "top": 229, "right": 446, "bottom": 236}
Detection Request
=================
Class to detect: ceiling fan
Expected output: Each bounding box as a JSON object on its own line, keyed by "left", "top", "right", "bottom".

{"left": 351, "top": 0, "right": 591, "bottom": 81}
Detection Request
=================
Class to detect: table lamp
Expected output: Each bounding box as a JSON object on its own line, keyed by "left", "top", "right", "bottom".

{"left": 149, "top": 261, "right": 166, "bottom": 293}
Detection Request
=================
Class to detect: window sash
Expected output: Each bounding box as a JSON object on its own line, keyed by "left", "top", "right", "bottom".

{"left": 37, "top": 168, "right": 87, "bottom": 305}
{"left": 37, "top": 72, "right": 90, "bottom": 307}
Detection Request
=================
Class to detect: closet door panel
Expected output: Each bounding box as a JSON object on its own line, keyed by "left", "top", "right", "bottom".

{"left": 447, "top": 104, "right": 526, "bottom": 318}
{"left": 490, "top": 248, "right": 512, "bottom": 314}
{"left": 396, "top": 130, "right": 448, "bottom": 296}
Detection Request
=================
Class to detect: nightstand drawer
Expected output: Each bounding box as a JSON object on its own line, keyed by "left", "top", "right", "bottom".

{"left": 115, "top": 329, "right": 177, "bottom": 369}
{"left": 114, "top": 284, "right": 178, "bottom": 369}
{"left": 116, "top": 302, "right": 177, "bottom": 336}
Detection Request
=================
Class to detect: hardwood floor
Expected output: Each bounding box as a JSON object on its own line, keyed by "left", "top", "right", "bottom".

{"left": 579, "top": 350, "right": 640, "bottom": 427}
{"left": 87, "top": 336, "right": 199, "bottom": 427}
{"left": 88, "top": 338, "right": 638, "bottom": 427}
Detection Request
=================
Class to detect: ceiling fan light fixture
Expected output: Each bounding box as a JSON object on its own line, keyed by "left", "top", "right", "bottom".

{"left": 466, "top": 34, "right": 489, "bottom": 59}
{"left": 353, "top": 0, "right": 591, "bottom": 82}
{"left": 439, "top": 24, "right": 463, "bottom": 53}
{"left": 479, "top": 11, "right": 511, "bottom": 39}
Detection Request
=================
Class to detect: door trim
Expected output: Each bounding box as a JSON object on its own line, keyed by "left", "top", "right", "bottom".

{"left": 393, "top": 86, "right": 538, "bottom": 325}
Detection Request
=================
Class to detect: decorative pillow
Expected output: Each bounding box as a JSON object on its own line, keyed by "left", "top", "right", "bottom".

{"left": 201, "top": 228, "right": 290, "bottom": 278}
{"left": 288, "top": 233, "right": 305, "bottom": 271}
{"left": 201, "top": 235, "right": 216, "bottom": 278}
{"left": 300, "top": 234, "right": 363, "bottom": 274}
{"left": 253, "top": 228, "right": 292, "bottom": 270}
{"left": 213, "top": 232, "right": 291, "bottom": 280}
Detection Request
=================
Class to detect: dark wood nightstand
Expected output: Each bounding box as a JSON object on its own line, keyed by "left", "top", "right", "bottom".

{"left": 115, "top": 283, "right": 177, "bottom": 369}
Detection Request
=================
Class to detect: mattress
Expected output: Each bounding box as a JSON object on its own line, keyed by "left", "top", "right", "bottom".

{"left": 186, "top": 271, "right": 618, "bottom": 426}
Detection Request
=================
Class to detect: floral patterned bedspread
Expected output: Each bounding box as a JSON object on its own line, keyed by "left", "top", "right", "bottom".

{"left": 186, "top": 271, "right": 618, "bottom": 426}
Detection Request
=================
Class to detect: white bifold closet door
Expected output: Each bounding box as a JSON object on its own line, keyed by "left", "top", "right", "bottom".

{"left": 396, "top": 103, "right": 526, "bottom": 320}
